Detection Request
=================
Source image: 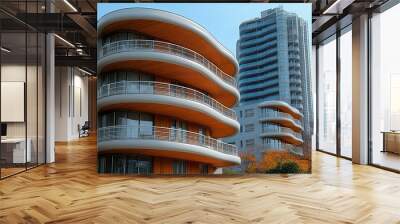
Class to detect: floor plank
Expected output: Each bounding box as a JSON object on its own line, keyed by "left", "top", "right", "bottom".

{"left": 0, "top": 136, "right": 400, "bottom": 224}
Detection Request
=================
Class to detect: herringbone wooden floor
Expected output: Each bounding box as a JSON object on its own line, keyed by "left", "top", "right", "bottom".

{"left": 1, "top": 136, "right": 400, "bottom": 224}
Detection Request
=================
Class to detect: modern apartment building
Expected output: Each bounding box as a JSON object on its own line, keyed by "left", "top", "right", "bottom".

{"left": 225, "top": 8, "right": 312, "bottom": 160}
{"left": 96, "top": 8, "right": 241, "bottom": 175}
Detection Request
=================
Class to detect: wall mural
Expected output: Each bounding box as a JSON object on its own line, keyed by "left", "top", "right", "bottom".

{"left": 97, "top": 3, "right": 313, "bottom": 175}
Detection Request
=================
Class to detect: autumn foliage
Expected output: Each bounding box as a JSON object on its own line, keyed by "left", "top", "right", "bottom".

{"left": 241, "top": 150, "right": 311, "bottom": 173}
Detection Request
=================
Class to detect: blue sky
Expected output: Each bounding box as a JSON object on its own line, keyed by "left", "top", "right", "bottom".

{"left": 98, "top": 3, "right": 311, "bottom": 55}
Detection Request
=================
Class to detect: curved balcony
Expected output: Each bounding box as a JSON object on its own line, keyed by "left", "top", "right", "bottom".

{"left": 98, "top": 125, "right": 241, "bottom": 166}
{"left": 240, "top": 55, "right": 278, "bottom": 71}
{"left": 239, "top": 46, "right": 277, "bottom": 64}
{"left": 258, "top": 100, "right": 303, "bottom": 120}
{"left": 239, "top": 71, "right": 279, "bottom": 86}
{"left": 290, "top": 87, "right": 303, "bottom": 93}
{"left": 260, "top": 126, "right": 303, "bottom": 145}
{"left": 240, "top": 63, "right": 278, "bottom": 77}
{"left": 290, "top": 78, "right": 301, "bottom": 85}
{"left": 97, "top": 81, "right": 239, "bottom": 138}
{"left": 239, "top": 38, "right": 277, "bottom": 57}
{"left": 263, "top": 142, "right": 303, "bottom": 156}
{"left": 98, "top": 7, "right": 238, "bottom": 75}
{"left": 98, "top": 39, "right": 239, "bottom": 107}
{"left": 239, "top": 80, "right": 279, "bottom": 93}
{"left": 240, "top": 26, "right": 277, "bottom": 45}
{"left": 259, "top": 109, "right": 302, "bottom": 132}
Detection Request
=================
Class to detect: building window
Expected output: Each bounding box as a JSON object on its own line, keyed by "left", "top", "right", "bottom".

{"left": 245, "top": 124, "right": 255, "bottom": 132}
{"left": 244, "top": 109, "right": 255, "bottom": 117}
{"left": 173, "top": 160, "right": 187, "bottom": 175}
{"left": 98, "top": 154, "right": 152, "bottom": 175}
{"left": 199, "top": 127, "right": 206, "bottom": 145}
{"left": 199, "top": 164, "right": 208, "bottom": 175}
{"left": 245, "top": 139, "right": 255, "bottom": 147}
{"left": 170, "top": 120, "right": 187, "bottom": 142}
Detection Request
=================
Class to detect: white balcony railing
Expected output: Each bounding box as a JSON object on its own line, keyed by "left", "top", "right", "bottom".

{"left": 263, "top": 142, "right": 303, "bottom": 155}
{"left": 98, "top": 125, "right": 238, "bottom": 156}
{"left": 97, "top": 81, "right": 236, "bottom": 120}
{"left": 261, "top": 109, "right": 301, "bottom": 125}
{"left": 262, "top": 125, "right": 303, "bottom": 139}
{"left": 99, "top": 39, "right": 236, "bottom": 87}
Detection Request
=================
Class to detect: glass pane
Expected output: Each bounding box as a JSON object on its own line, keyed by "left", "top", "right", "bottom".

{"left": 38, "top": 32, "right": 45, "bottom": 165}
{"left": 126, "top": 156, "right": 138, "bottom": 174}
{"left": 127, "top": 72, "right": 139, "bottom": 94}
{"left": 371, "top": 5, "right": 400, "bottom": 171}
{"left": 106, "top": 112, "right": 115, "bottom": 126}
{"left": 27, "top": 31, "right": 38, "bottom": 169}
{"left": 139, "top": 113, "right": 153, "bottom": 137}
{"left": 340, "top": 29, "right": 352, "bottom": 158}
{"left": 318, "top": 37, "right": 337, "bottom": 154}
{"left": 112, "top": 155, "right": 125, "bottom": 174}
{"left": 115, "top": 111, "right": 127, "bottom": 126}
{"left": 1, "top": 31, "right": 27, "bottom": 177}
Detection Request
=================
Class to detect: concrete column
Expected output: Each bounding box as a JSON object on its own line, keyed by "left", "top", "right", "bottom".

{"left": 352, "top": 14, "right": 369, "bottom": 164}
{"left": 46, "top": 33, "right": 55, "bottom": 163}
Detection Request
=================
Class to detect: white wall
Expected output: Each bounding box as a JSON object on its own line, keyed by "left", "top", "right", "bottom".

{"left": 55, "top": 67, "right": 89, "bottom": 141}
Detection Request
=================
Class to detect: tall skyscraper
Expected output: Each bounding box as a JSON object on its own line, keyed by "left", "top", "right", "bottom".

{"left": 225, "top": 7, "right": 313, "bottom": 164}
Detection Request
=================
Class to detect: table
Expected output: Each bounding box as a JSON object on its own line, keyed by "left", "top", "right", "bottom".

{"left": 382, "top": 131, "right": 400, "bottom": 154}
{"left": 1, "top": 138, "right": 31, "bottom": 164}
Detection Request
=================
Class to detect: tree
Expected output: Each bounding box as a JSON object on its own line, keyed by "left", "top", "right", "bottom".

{"left": 266, "top": 160, "right": 301, "bottom": 174}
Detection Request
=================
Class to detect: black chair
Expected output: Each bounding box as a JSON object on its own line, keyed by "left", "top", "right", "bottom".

{"left": 79, "top": 121, "right": 90, "bottom": 138}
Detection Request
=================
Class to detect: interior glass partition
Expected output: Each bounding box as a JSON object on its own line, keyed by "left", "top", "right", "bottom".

{"left": 0, "top": 31, "right": 27, "bottom": 177}
{"left": 370, "top": 4, "right": 400, "bottom": 171}
{"left": 317, "top": 35, "right": 337, "bottom": 154}
{"left": 0, "top": 1, "right": 46, "bottom": 179}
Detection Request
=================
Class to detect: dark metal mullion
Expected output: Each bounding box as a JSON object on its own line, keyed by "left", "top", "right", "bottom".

{"left": 336, "top": 28, "right": 341, "bottom": 157}
{"left": 44, "top": 34, "right": 47, "bottom": 164}
{"left": 316, "top": 45, "right": 320, "bottom": 151}
{"left": 367, "top": 10, "right": 373, "bottom": 165}
{"left": 25, "top": 0, "right": 28, "bottom": 171}
{"left": 36, "top": 0, "right": 39, "bottom": 167}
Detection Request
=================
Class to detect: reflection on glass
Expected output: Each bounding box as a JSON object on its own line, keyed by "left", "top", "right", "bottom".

{"left": 1, "top": 1, "right": 47, "bottom": 179}
{"left": 371, "top": 4, "right": 400, "bottom": 171}
{"left": 1, "top": 32, "right": 27, "bottom": 177}
{"left": 27, "top": 31, "right": 38, "bottom": 169}
{"left": 340, "top": 29, "right": 352, "bottom": 158}
{"left": 318, "top": 37, "right": 337, "bottom": 154}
